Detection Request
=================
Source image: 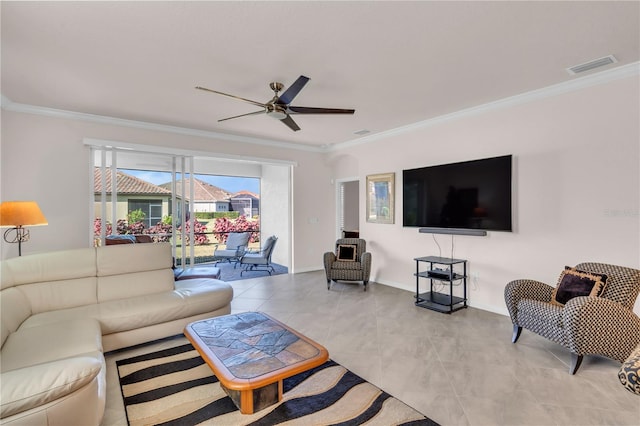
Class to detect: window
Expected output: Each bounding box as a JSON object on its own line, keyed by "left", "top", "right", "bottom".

{"left": 128, "top": 199, "right": 163, "bottom": 228}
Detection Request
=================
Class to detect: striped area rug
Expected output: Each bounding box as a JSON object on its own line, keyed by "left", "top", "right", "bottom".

{"left": 117, "top": 343, "right": 438, "bottom": 425}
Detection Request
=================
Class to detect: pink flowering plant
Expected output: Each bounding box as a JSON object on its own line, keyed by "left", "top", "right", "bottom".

{"left": 213, "top": 215, "right": 260, "bottom": 243}
{"left": 177, "top": 219, "right": 210, "bottom": 246}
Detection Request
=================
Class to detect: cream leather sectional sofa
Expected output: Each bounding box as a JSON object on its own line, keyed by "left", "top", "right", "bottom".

{"left": 0, "top": 243, "right": 233, "bottom": 425}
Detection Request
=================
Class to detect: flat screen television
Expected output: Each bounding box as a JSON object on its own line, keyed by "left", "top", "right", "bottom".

{"left": 402, "top": 155, "right": 512, "bottom": 232}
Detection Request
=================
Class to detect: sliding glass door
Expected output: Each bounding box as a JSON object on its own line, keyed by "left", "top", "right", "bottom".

{"left": 92, "top": 148, "right": 196, "bottom": 266}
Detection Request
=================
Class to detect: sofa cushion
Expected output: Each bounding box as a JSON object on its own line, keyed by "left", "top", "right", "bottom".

{"left": 19, "top": 277, "right": 99, "bottom": 315}
{"left": 1, "top": 248, "right": 99, "bottom": 315}
{"left": 96, "top": 243, "right": 174, "bottom": 302}
{"left": 98, "top": 281, "right": 232, "bottom": 334}
{"left": 0, "top": 287, "right": 32, "bottom": 347}
{"left": 1, "top": 248, "right": 96, "bottom": 290}
{"left": 98, "top": 269, "right": 175, "bottom": 303}
{"left": 1, "top": 319, "right": 102, "bottom": 372}
{"left": 21, "top": 279, "right": 233, "bottom": 335}
{"left": 214, "top": 249, "right": 242, "bottom": 258}
{"left": 551, "top": 266, "right": 608, "bottom": 306}
{"left": 518, "top": 299, "right": 564, "bottom": 328}
{"left": 332, "top": 261, "right": 363, "bottom": 271}
{"left": 96, "top": 242, "right": 173, "bottom": 276}
{"left": 0, "top": 353, "right": 103, "bottom": 419}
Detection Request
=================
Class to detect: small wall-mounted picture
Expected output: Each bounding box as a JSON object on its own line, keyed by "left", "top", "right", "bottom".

{"left": 366, "top": 172, "right": 395, "bottom": 224}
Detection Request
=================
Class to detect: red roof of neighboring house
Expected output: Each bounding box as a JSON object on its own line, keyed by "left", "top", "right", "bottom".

{"left": 231, "top": 190, "right": 260, "bottom": 199}
{"left": 158, "top": 178, "right": 232, "bottom": 202}
{"left": 94, "top": 168, "right": 171, "bottom": 195}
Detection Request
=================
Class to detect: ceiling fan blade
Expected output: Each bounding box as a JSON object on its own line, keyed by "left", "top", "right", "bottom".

{"left": 288, "top": 106, "right": 355, "bottom": 115}
{"left": 195, "top": 86, "right": 266, "bottom": 108}
{"left": 277, "top": 76, "right": 310, "bottom": 105}
{"left": 280, "top": 115, "right": 301, "bottom": 131}
{"left": 218, "top": 110, "right": 266, "bottom": 122}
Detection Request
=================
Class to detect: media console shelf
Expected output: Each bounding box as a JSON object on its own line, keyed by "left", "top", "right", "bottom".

{"left": 414, "top": 256, "right": 467, "bottom": 314}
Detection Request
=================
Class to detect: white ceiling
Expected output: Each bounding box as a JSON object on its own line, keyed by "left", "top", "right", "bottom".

{"left": 2, "top": 1, "right": 639, "bottom": 150}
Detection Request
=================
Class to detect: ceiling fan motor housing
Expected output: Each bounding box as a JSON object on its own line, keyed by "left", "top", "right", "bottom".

{"left": 270, "top": 82, "right": 284, "bottom": 94}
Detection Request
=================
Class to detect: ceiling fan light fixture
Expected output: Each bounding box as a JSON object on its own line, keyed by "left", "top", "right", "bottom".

{"left": 268, "top": 110, "right": 287, "bottom": 120}
{"left": 267, "top": 105, "right": 287, "bottom": 120}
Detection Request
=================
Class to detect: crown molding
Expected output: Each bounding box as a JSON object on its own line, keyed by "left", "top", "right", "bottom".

{"left": 330, "top": 61, "right": 640, "bottom": 151}
{"left": 83, "top": 137, "right": 298, "bottom": 167}
{"left": 2, "top": 61, "right": 638, "bottom": 154}
{"left": 0, "top": 96, "right": 326, "bottom": 153}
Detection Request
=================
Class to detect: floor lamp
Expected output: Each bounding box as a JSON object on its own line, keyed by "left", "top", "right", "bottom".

{"left": 0, "top": 201, "right": 48, "bottom": 256}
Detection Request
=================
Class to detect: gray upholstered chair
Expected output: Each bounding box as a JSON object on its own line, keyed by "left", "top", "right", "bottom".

{"left": 505, "top": 262, "right": 640, "bottom": 374}
{"left": 240, "top": 235, "right": 278, "bottom": 275}
{"left": 213, "top": 232, "right": 250, "bottom": 267}
{"left": 323, "top": 238, "right": 371, "bottom": 291}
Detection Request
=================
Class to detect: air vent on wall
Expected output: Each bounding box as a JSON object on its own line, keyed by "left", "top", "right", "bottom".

{"left": 566, "top": 55, "right": 617, "bottom": 75}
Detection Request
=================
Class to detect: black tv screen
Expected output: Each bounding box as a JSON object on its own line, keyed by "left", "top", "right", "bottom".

{"left": 403, "top": 155, "right": 512, "bottom": 231}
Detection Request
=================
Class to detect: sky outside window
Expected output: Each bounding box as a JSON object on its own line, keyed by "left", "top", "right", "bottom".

{"left": 122, "top": 169, "right": 260, "bottom": 194}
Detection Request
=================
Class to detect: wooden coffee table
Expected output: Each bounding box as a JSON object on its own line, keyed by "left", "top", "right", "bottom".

{"left": 184, "top": 312, "right": 329, "bottom": 414}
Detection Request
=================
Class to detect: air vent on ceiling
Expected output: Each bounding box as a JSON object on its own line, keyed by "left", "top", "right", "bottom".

{"left": 566, "top": 55, "right": 617, "bottom": 75}
{"left": 354, "top": 129, "right": 370, "bottom": 135}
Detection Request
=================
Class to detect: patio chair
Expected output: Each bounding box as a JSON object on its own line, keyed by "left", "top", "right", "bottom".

{"left": 212, "top": 232, "right": 251, "bottom": 268}
{"left": 240, "top": 236, "right": 278, "bottom": 275}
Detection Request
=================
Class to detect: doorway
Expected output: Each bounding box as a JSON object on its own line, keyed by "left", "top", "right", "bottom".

{"left": 336, "top": 178, "right": 360, "bottom": 239}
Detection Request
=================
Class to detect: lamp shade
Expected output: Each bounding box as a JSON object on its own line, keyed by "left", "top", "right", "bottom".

{"left": 0, "top": 201, "right": 48, "bottom": 227}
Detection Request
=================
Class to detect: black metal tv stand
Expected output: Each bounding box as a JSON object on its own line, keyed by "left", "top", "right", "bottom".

{"left": 414, "top": 256, "right": 467, "bottom": 314}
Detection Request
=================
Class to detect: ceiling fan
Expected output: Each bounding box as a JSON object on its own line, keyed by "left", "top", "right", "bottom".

{"left": 195, "top": 75, "right": 355, "bottom": 131}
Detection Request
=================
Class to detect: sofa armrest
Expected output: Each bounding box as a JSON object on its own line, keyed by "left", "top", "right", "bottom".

{"left": 563, "top": 296, "right": 640, "bottom": 362}
{"left": 1, "top": 354, "right": 103, "bottom": 419}
{"left": 504, "top": 279, "right": 554, "bottom": 324}
{"left": 361, "top": 252, "right": 372, "bottom": 281}
{"left": 323, "top": 252, "right": 336, "bottom": 279}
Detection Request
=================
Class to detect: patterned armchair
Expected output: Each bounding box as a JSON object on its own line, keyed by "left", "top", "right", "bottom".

{"left": 619, "top": 342, "right": 640, "bottom": 395}
{"left": 504, "top": 262, "right": 640, "bottom": 374}
{"left": 323, "top": 238, "right": 371, "bottom": 291}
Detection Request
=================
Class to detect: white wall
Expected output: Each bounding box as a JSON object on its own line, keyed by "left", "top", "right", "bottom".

{"left": 2, "top": 73, "right": 638, "bottom": 316}
{"left": 260, "top": 164, "right": 291, "bottom": 268}
{"left": 0, "top": 111, "right": 335, "bottom": 273}
{"left": 328, "top": 75, "right": 640, "bottom": 315}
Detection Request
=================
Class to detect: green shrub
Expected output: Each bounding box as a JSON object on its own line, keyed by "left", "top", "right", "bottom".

{"left": 214, "top": 212, "right": 240, "bottom": 219}
{"left": 127, "top": 209, "right": 146, "bottom": 224}
{"left": 194, "top": 212, "right": 215, "bottom": 220}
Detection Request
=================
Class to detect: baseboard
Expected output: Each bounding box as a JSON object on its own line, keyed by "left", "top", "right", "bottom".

{"left": 371, "top": 277, "right": 510, "bottom": 317}
{"left": 466, "top": 301, "right": 509, "bottom": 317}
{"left": 290, "top": 269, "right": 510, "bottom": 317}
{"left": 291, "top": 266, "right": 324, "bottom": 274}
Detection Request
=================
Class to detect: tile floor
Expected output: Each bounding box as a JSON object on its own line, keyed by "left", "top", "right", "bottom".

{"left": 102, "top": 271, "right": 639, "bottom": 426}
